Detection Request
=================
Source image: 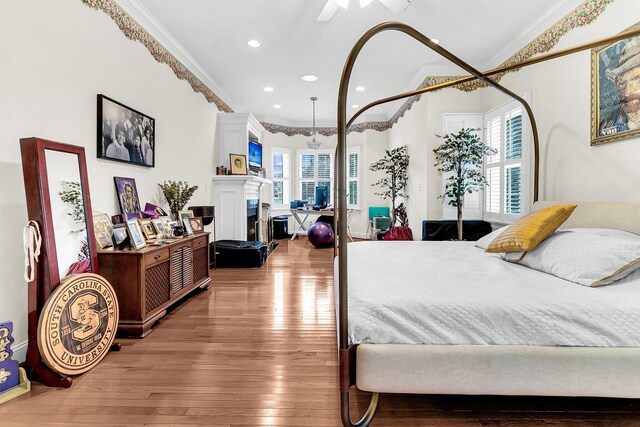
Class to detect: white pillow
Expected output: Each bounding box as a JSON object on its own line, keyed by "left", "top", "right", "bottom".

{"left": 475, "top": 225, "right": 509, "bottom": 250}
{"left": 517, "top": 228, "right": 640, "bottom": 287}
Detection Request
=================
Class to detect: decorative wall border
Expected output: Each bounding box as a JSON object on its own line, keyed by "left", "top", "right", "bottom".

{"left": 82, "top": 0, "right": 613, "bottom": 136}
{"left": 387, "top": 0, "right": 616, "bottom": 127}
{"left": 81, "top": 0, "right": 233, "bottom": 113}
{"left": 261, "top": 121, "right": 390, "bottom": 137}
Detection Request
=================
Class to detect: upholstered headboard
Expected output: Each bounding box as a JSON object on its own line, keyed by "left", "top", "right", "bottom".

{"left": 533, "top": 201, "right": 640, "bottom": 235}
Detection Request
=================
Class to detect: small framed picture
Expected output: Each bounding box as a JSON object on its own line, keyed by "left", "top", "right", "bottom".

{"left": 139, "top": 218, "right": 157, "bottom": 240}
{"left": 125, "top": 218, "right": 146, "bottom": 250}
{"left": 188, "top": 217, "right": 204, "bottom": 233}
{"left": 159, "top": 215, "right": 171, "bottom": 230}
{"left": 112, "top": 224, "right": 129, "bottom": 248}
{"left": 114, "top": 176, "right": 141, "bottom": 214}
{"left": 152, "top": 218, "right": 166, "bottom": 235}
{"left": 230, "top": 154, "right": 247, "bottom": 175}
{"left": 183, "top": 218, "right": 194, "bottom": 236}
{"left": 167, "top": 221, "right": 179, "bottom": 236}
{"left": 92, "top": 211, "right": 114, "bottom": 249}
{"left": 178, "top": 210, "right": 194, "bottom": 224}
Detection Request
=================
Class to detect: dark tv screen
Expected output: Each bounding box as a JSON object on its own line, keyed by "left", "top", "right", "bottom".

{"left": 248, "top": 140, "right": 262, "bottom": 170}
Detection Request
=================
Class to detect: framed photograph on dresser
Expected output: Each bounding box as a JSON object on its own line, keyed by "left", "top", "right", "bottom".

{"left": 125, "top": 218, "right": 146, "bottom": 250}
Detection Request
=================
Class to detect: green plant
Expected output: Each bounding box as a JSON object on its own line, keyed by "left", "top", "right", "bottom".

{"left": 59, "top": 181, "right": 86, "bottom": 232}
{"left": 158, "top": 180, "right": 199, "bottom": 217}
{"left": 59, "top": 181, "right": 89, "bottom": 260}
{"left": 369, "top": 145, "right": 409, "bottom": 227}
{"left": 433, "top": 128, "right": 496, "bottom": 240}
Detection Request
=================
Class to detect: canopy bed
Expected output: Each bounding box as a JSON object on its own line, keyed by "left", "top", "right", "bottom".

{"left": 333, "top": 22, "right": 640, "bottom": 427}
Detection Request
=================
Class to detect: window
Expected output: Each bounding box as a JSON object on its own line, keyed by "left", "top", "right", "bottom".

{"left": 347, "top": 148, "right": 360, "bottom": 208}
{"left": 298, "top": 150, "right": 334, "bottom": 204}
{"left": 483, "top": 96, "right": 530, "bottom": 223}
{"left": 272, "top": 148, "right": 290, "bottom": 207}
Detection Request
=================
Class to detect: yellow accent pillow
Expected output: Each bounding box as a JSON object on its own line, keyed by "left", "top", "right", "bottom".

{"left": 485, "top": 204, "right": 577, "bottom": 253}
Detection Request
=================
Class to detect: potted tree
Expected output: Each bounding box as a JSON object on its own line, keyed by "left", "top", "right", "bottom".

{"left": 369, "top": 145, "right": 410, "bottom": 237}
{"left": 433, "top": 128, "right": 496, "bottom": 241}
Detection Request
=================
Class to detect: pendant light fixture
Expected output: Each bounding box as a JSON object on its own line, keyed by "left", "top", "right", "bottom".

{"left": 307, "top": 96, "right": 322, "bottom": 150}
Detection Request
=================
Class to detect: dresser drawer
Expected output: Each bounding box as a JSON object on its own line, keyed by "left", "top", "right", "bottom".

{"left": 145, "top": 248, "right": 170, "bottom": 267}
{"left": 192, "top": 236, "right": 208, "bottom": 250}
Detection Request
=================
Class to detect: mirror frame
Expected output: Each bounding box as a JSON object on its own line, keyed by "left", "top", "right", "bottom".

{"left": 20, "top": 137, "right": 98, "bottom": 387}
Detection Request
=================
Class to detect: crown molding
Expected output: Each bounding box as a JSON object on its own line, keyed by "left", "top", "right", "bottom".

{"left": 481, "top": 0, "right": 585, "bottom": 70}
{"left": 84, "top": 0, "right": 614, "bottom": 136}
{"left": 113, "top": 0, "right": 238, "bottom": 112}
{"left": 384, "top": 0, "right": 615, "bottom": 130}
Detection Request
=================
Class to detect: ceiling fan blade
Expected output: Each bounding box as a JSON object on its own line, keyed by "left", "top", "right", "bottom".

{"left": 317, "top": 0, "right": 340, "bottom": 21}
{"left": 379, "top": 0, "right": 410, "bottom": 13}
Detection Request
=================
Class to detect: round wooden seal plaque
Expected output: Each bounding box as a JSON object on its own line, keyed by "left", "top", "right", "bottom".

{"left": 37, "top": 273, "right": 119, "bottom": 376}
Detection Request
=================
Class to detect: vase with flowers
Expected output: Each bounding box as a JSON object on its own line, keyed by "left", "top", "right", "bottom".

{"left": 158, "top": 180, "right": 199, "bottom": 221}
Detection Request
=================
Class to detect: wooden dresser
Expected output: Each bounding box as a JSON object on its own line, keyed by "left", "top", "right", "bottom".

{"left": 98, "top": 233, "right": 211, "bottom": 337}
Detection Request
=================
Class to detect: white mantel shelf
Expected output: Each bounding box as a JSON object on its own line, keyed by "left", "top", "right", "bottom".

{"left": 211, "top": 174, "right": 272, "bottom": 241}
{"left": 211, "top": 175, "right": 272, "bottom": 185}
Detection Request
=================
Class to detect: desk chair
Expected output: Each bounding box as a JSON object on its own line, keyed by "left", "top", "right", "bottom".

{"left": 367, "top": 206, "right": 391, "bottom": 238}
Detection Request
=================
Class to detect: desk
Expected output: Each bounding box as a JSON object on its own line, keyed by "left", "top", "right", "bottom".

{"left": 290, "top": 209, "right": 354, "bottom": 241}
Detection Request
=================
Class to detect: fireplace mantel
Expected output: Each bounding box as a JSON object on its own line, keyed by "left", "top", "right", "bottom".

{"left": 211, "top": 175, "right": 272, "bottom": 241}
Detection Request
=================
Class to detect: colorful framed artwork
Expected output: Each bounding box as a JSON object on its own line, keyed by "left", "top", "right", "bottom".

{"left": 178, "top": 210, "right": 194, "bottom": 225}
{"left": 230, "top": 154, "right": 248, "bottom": 175}
{"left": 114, "top": 177, "right": 141, "bottom": 214}
{"left": 188, "top": 217, "right": 204, "bottom": 233}
{"left": 125, "top": 218, "right": 146, "bottom": 250}
{"left": 97, "top": 94, "right": 155, "bottom": 167}
{"left": 138, "top": 218, "right": 157, "bottom": 240}
{"left": 591, "top": 23, "right": 640, "bottom": 145}
{"left": 182, "top": 218, "right": 194, "bottom": 236}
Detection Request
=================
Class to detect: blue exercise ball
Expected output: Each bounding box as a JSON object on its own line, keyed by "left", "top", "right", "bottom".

{"left": 308, "top": 221, "right": 334, "bottom": 248}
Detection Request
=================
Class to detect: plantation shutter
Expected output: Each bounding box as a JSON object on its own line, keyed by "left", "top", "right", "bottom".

{"left": 483, "top": 96, "right": 530, "bottom": 222}
{"left": 298, "top": 150, "right": 334, "bottom": 205}
{"left": 347, "top": 151, "right": 359, "bottom": 207}
{"left": 272, "top": 149, "right": 290, "bottom": 207}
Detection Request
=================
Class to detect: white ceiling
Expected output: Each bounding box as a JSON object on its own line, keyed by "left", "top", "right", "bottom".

{"left": 121, "top": 0, "right": 584, "bottom": 126}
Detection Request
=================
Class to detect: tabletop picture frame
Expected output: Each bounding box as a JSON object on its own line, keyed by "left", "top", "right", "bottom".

{"left": 125, "top": 218, "right": 146, "bottom": 250}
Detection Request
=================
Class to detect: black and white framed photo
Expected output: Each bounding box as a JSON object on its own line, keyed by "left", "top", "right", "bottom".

{"left": 97, "top": 94, "right": 155, "bottom": 167}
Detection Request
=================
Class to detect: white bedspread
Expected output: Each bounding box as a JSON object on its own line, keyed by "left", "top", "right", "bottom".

{"left": 345, "top": 241, "right": 640, "bottom": 347}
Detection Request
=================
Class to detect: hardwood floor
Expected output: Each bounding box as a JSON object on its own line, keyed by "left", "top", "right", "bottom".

{"left": 2, "top": 239, "right": 640, "bottom": 426}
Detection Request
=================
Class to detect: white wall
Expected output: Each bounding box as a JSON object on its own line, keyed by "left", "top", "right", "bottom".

{"left": 261, "top": 130, "right": 388, "bottom": 236}
{"left": 388, "top": 90, "right": 485, "bottom": 237}
{"left": 483, "top": 0, "right": 640, "bottom": 205}
{"left": 0, "top": 1, "right": 219, "bottom": 360}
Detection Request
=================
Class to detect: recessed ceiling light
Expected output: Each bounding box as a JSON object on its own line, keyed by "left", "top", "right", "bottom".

{"left": 273, "top": 104, "right": 281, "bottom": 109}
{"left": 351, "top": 104, "right": 359, "bottom": 109}
{"left": 264, "top": 86, "right": 274, "bottom": 92}
{"left": 355, "top": 86, "right": 365, "bottom": 92}
{"left": 247, "top": 40, "right": 261, "bottom": 48}
{"left": 431, "top": 38, "right": 440, "bottom": 45}
{"left": 301, "top": 74, "right": 319, "bottom": 82}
